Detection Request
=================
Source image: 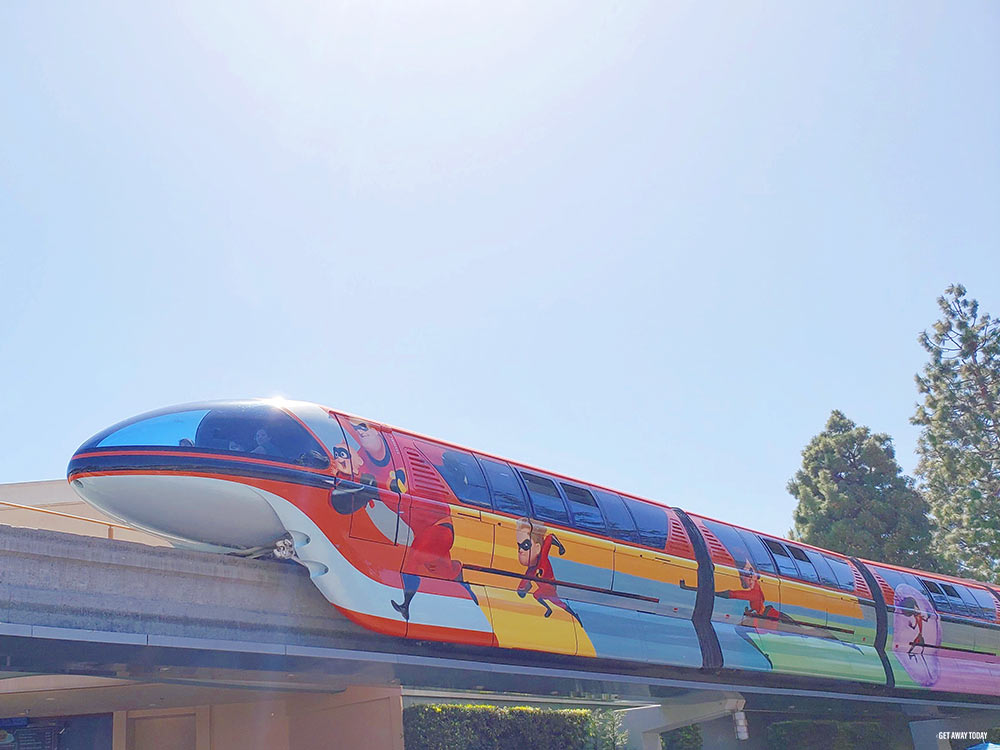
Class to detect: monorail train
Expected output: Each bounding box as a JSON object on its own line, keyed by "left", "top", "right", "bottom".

{"left": 67, "top": 399, "right": 1000, "bottom": 698}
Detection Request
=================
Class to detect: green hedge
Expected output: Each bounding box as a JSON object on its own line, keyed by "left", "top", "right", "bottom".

{"left": 403, "top": 704, "right": 624, "bottom": 750}
{"left": 766, "top": 720, "right": 888, "bottom": 750}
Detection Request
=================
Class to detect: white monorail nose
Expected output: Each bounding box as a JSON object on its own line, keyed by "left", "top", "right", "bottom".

{"left": 70, "top": 473, "right": 287, "bottom": 552}
{"left": 67, "top": 400, "right": 334, "bottom": 552}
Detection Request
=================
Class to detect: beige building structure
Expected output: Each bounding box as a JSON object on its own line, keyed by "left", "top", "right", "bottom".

{"left": 0, "top": 480, "right": 405, "bottom": 750}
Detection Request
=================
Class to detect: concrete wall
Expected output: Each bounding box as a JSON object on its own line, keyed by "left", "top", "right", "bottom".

{"left": 111, "top": 687, "right": 404, "bottom": 750}
{"left": 286, "top": 687, "right": 405, "bottom": 750}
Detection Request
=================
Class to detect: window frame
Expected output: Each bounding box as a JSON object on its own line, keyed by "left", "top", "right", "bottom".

{"left": 762, "top": 538, "right": 799, "bottom": 578}
{"left": 785, "top": 544, "right": 821, "bottom": 584}
{"left": 518, "top": 470, "right": 571, "bottom": 526}
{"left": 621, "top": 496, "right": 670, "bottom": 550}
{"left": 559, "top": 482, "right": 608, "bottom": 534}
{"left": 592, "top": 490, "right": 640, "bottom": 544}
{"left": 413, "top": 442, "right": 491, "bottom": 509}
{"left": 476, "top": 456, "right": 530, "bottom": 517}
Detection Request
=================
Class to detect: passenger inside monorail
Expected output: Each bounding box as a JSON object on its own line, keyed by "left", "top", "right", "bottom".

{"left": 87, "top": 402, "right": 330, "bottom": 469}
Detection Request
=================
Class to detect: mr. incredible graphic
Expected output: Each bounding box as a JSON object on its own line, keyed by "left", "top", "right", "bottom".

{"left": 350, "top": 421, "right": 406, "bottom": 497}
{"left": 338, "top": 421, "right": 476, "bottom": 622}
{"left": 515, "top": 518, "right": 581, "bottom": 624}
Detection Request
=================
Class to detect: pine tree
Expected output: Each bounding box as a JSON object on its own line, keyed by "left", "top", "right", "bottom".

{"left": 913, "top": 284, "right": 1000, "bottom": 581}
{"left": 789, "top": 410, "right": 941, "bottom": 570}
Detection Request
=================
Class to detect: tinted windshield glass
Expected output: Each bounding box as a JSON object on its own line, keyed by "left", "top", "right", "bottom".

{"left": 286, "top": 403, "right": 348, "bottom": 455}
{"left": 90, "top": 402, "right": 328, "bottom": 468}
{"left": 97, "top": 409, "right": 210, "bottom": 448}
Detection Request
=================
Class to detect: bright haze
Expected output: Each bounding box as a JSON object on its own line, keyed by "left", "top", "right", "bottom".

{"left": 2, "top": 2, "right": 998, "bottom": 539}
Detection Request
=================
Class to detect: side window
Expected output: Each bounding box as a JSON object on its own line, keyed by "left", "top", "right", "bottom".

{"left": 519, "top": 471, "right": 570, "bottom": 525}
{"left": 825, "top": 556, "right": 857, "bottom": 593}
{"left": 967, "top": 587, "right": 999, "bottom": 621}
{"left": 703, "top": 520, "right": 752, "bottom": 569}
{"left": 412, "top": 440, "right": 491, "bottom": 508}
{"left": 953, "top": 584, "right": 987, "bottom": 620}
{"left": 873, "top": 566, "right": 926, "bottom": 607}
{"left": 804, "top": 549, "right": 839, "bottom": 588}
{"left": 762, "top": 539, "right": 798, "bottom": 578}
{"left": 919, "top": 579, "right": 952, "bottom": 614}
{"left": 736, "top": 529, "right": 777, "bottom": 575}
{"left": 786, "top": 545, "right": 820, "bottom": 583}
{"left": 940, "top": 583, "right": 972, "bottom": 617}
{"left": 622, "top": 497, "right": 669, "bottom": 549}
{"left": 593, "top": 490, "right": 640, "bottom": 544}
{"left": 478, "top": 457, "right": 530, "bottom": 516}
{"left": 560, "top": 483, "right": 607, "bottom": 534}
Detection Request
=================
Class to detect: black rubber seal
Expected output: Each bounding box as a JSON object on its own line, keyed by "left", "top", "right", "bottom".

{"left": 850, "top": 557, "right": 895, "bottom": 689}
{"left": 673, "top": 508, "right": 723, "bottom": 669}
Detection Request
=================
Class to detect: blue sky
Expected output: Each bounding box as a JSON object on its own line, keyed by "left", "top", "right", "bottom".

{"left": 2, "top": 1, "right": 998, "bottom": 538}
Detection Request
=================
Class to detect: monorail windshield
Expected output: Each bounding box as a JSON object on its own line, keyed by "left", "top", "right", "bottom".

{"left": 81, "top": 401, "right": 329, "bottom": 468}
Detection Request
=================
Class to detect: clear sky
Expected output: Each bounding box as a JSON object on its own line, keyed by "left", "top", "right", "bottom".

{"left": 2, "top": 1, "right": 998, "bottom": 538}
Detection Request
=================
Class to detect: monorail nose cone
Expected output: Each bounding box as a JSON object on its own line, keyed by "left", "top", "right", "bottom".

{"left": 66, "top": 400, "right": 325, "bottom": 552}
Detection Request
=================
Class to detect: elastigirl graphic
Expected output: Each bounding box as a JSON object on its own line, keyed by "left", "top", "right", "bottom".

{"left": 515, "top": 518, "right": 582, "bottom": 624}
{"left": 893, "top": 584, "right": 942, "bottom": 687}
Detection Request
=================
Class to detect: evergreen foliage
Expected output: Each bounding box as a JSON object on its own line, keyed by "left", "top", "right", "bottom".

{"left": 660, "top": 723, "right": 702, "bottom": 750}
{"left": 402, "top": 704, "right": 626, "bottom": 750}
{"left": 789, "top": 410, "right": 940, "bottom": 570}
{"left": 913, "top": 285, "right": 1000, "bottom": 581}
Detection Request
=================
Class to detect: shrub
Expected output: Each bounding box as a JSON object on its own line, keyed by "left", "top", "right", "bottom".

{"left": 403, "top": 704, "right": 594, "bottom": 750}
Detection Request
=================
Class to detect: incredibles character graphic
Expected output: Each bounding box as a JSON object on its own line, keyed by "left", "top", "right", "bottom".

{"left": 350, "top": 421, "right": 406, "bottom": 496}
{"left": 720, "top": 563, "right": 785, "bottom": 621}
{"left": 901, "top": 596, "right": 932, "bottom": 657}
{"left": 683, "top": 562, "right": 790, "bottom": 624}
{"left": 892, "top": 584, "right": 941, "bottom": 686}
{"left": 326, "top": 426, "right": 379, "bottom": 516}
{"left": 392, "top": 518, "right": 479, "bottom": 621}
{"left": 346, "top": 430, "right": 475, "bottom": 622}
{"left": 515, "top": 518, "right": 582, "bottom": 624}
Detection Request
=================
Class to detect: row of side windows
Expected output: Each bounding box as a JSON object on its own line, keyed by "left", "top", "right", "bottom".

{"left": 871, "top": 565, "right": 997, "bottom": 622}
{"left": 919, "top": 577, "right": 997, "bottom": 621}
{"left": 414, "top": 440, "right": 677, "bottom": 551}
{"left": 418, "top": 439, "right": 1000, "bottom": 617}
{"left": 703, "top": 520, "right": 857, "bottom": 593}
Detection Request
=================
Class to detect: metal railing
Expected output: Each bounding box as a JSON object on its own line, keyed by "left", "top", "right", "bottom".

{"left": 0, "top": 500, "right": 134, "bottom": 539}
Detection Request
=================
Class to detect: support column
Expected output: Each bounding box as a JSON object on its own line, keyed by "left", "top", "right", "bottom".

{"left": 621, "top": 690, "right": 745, "bottom": 750}
{"left": 285, "top": 685, "right": 405, "bottom": 750}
